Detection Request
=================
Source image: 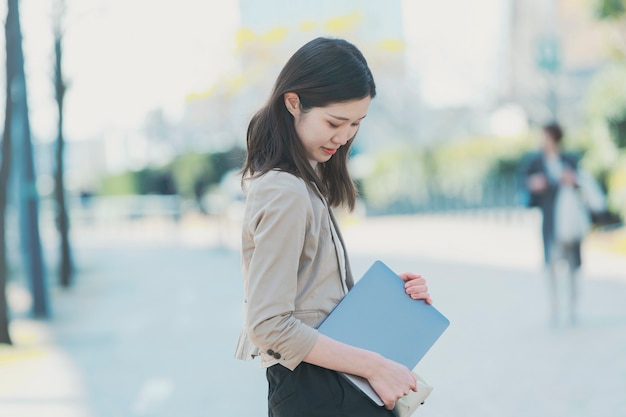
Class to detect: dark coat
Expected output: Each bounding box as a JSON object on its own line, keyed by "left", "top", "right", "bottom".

{"left": 524, "top": 152, "right": 581, "bottom": 267}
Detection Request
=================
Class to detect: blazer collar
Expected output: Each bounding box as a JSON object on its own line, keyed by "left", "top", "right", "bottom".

{"left": 327, "top": 205, "right": 355, "bottom": 290}
{"left": 308, "top": 179, "right": 355, "bottom": 290}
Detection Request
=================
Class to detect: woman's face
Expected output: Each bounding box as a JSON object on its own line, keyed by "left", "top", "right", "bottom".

{"left": 286, "top": 94, "right": 371, "bottom": 167}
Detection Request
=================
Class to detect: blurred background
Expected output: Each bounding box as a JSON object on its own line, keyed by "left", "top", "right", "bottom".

{"left": 0, "top": 0, "right": 625, "bottom": 416}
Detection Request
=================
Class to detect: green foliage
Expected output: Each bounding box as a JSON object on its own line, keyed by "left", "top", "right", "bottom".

{"left": 584, "top": 2, "right": 626, "bottom": 219}
{"left": 594, "top": 0, "right": 626, "bottom": 19}
{"left": 587, "top": 63, "right": 626, "bottom": 126}
{"left": 361, "top": 145, "right": 430, "bottom": 209}
{"left": 360, "top": 136, "right": 534, "bottom": 210}
{"left": 607, "top": 155, "right": 626, "bottom": 211}
{"left": 609, "top": 118, "right": 626, "bottom": 148}
{"left": 170, "top": 147, "right": 246, "bottom": 198}
{"left": 100, "top": 168, "right": 176, "bottom": 196}
{"left": 97, "top": 147, "right": 246, "bottom": 198}
{"left": 583, "top": 61, "right": 626, "bottom": 218}
{"left": 170, "top": 152, "right": 214, "bottom": 198}
{"left": 100, "top": 171, "right": 139, "bottom": 195}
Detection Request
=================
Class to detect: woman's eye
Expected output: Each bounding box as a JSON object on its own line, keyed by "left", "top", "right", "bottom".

{"left": 328, "top": 122, "right": 340, "bottom": 128}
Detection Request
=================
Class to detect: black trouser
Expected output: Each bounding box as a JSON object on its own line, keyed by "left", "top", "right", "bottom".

{"left": 266, "top": 362, "right": 395, "bottom": 417}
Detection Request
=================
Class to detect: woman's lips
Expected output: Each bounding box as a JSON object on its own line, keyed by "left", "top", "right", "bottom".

{"left": 322, "top": 147, "right": 337, "bottom": 155}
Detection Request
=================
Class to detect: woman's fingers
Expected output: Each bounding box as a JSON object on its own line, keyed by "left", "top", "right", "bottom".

{"left": 405, "top": 282, "right": 427, "bottom": 293}
{"left": 381, "top": 391, "right": 407, "bottom": 410}
{"left": 405, "top": 279, "right": 425, "bottom": 286}
{"left": 404, "top": 280, "right": 427, "bottom": 292}
{"left": 399, "top": 272, "right": 421, "bottom": 282}
{"left": 400, "top": 274, "right": 433, "bottom": 303}
{"left": 368, "top": 358, "right": 419, "bottom": 410}
{"left": 406, "top": 288, "right": 431, "bottom": 303}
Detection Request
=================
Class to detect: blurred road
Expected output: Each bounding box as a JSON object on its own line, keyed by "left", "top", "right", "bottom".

{"left": 1, "top": 211, "right": 625, "bottom": 417}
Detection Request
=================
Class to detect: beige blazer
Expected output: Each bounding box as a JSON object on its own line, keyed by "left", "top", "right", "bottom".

{"left": 235, "top": 170, "right": 354, "bottom": 371}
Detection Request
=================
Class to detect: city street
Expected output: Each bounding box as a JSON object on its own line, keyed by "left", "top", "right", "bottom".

{"left": 1, "top": 211, "right": 625, "bottom": 417}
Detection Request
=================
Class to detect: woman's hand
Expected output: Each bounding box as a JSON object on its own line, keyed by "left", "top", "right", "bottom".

{"left": 366, "top": 354, "right": 418, "bottom": 410}
{"left": 400, "top": 273, "right": 432, "bottom": 304}
{"left": 561, "top": 170, "right": 577, "bottom": 186}
{"left": 528, "top": 173, "right": 548, "bottom": 192}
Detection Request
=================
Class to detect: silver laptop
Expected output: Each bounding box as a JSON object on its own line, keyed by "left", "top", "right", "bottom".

{"left": 343, "top": 373, "right": 385, "bottom": 406}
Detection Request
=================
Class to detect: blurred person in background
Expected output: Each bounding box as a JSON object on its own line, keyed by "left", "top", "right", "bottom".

{"left": 235, "top": 37, "right": 433, "bottom": 416}
{"left": 525, "top": 122, "right": 584, "bottom": 326}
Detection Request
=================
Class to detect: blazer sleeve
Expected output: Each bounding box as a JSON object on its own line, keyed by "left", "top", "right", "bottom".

{"left": 243, "top": 173, "right": 319, "bottom": 371}
{"left": 522, "top": 155, "right": 543, "bottom": 207}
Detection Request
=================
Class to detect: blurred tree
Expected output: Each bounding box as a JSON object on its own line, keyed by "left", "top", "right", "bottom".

{"left": 170, "top": 152, "right": 213, "bottom": 199}
{"left": 360, "top": 135, "right": 535, "bottom": 214}
{"left": 100, "top": 171, "right": 139, "bottom": 195}
{"left": 585, "top": 0, "right": 626, "bottom": 218}
{"left": 587, "top": 64, "right": 626, "bottom": 149}
{"left": 0, "top": 51, "right": 13, "bottom": 345}
{"left": 53, "top": 0, "right": 73, "bottom": 288}
{"left": 2, "top": 0, "right": 61, "bottom": 340}
{"left": 5, "top": 0, "right": 48, "bottom": 317}
{"left": 99, "top": 147, "right": 246, "bottom": 207}
{"left": 594, "top": 0, "right": 626, "bottom": 58}
{"left": 595, "top": 0, "right": 626, "bottom": 20}
{"left": 209, "top": 147, "right": 246, "bottom": 183}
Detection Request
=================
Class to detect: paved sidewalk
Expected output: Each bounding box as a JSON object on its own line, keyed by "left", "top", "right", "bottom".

{"left": 1, "top": 213, "right": 625, "bottom": 417}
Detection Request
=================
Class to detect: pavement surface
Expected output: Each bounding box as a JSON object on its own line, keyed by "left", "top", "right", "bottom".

{"left": 1, "top": 210, "right": 626, "bottom": 417}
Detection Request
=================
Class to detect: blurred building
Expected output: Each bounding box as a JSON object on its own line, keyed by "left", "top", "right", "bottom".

{"left": 182, "top": 0, "right": 418, "bottom": 153}
{"left": 499, "top": 0, "right": 608, "bottom": 128}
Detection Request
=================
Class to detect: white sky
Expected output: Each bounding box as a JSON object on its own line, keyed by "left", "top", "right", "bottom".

{"left": 403, "top": 0, "right": 507, "bottom": 107}
{"left": 8, "top": 0, "right": 506, "bottom": 142}
{"left": 18, "top": 0, "right": 240, "bottom": 142}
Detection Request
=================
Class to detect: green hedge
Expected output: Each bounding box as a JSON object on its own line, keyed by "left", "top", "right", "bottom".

{"left": 98, "top": 147, "right": 246, "bottom": 198}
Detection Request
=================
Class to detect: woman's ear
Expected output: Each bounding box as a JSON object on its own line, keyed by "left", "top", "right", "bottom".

{"left": 284, "top": 92, "right": 301, "bottom": 117}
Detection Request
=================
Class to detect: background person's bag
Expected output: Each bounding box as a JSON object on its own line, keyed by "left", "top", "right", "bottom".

{"left": 577, "top": 170, "right": 607, "bottom": 214}
{"left": 577, "top": 170, "right": 622, "bottom": 228}
{"left": 393, "top": 372, "right": 433, "bottom": 417}
{"left": 554, "top": 184, "right": 590, "bottom": 244}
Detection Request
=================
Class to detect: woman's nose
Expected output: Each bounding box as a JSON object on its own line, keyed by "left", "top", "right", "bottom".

{"left": 332, "top": 126, "right": 352, "bottom": 145}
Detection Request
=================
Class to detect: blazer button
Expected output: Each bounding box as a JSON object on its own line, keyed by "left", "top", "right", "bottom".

{"left": 267, "top": 349, "right": 275, "bottom": 356}
{"left": 273, "top": 353, "right": 281, "bottom": 360}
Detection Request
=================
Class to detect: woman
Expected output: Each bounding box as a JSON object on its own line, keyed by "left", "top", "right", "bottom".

{"left": 235, "top": 37, "right": 432, "bottom": 416}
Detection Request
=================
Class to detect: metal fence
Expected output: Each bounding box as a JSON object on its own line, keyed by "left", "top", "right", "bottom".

{"left": 365, "top": 175, "right": 525, "bottom": 216}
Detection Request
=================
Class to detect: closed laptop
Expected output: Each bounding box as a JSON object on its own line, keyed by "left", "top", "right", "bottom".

{"left": 317, "top": 260, "right": 450, "bottom": 406}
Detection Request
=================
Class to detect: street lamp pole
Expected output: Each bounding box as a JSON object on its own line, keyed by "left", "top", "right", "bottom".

{"left": 536, "top": 0, "right": 561, "bottom": 121}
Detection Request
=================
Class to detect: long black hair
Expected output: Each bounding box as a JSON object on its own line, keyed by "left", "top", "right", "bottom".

{"left": 242, "top": 37, "right": 376, "bottom": 210}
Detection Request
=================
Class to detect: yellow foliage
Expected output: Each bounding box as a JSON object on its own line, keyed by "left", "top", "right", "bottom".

{"left": 184, "top": 73, "right": 247, "bottom": 102}
{"left": 609, "top": 161, "right": 626, "bottom": 189}
{"left": 325, "top": 12, "right": 363, "bottom": 33}
{"left": 236, "top": 26, "right": 288, "bottom": 51}
{"left": 226, "top": 75, "right": 246, "bottom": 95}
{"left": 300, "top": 21, "right": 317, "bottom": 31}
{"left": 236, "top": 28, "right": 257, "bottom": 50}
{"left": 378, "top": 39, "right": 405, "bottom": 52}
{"left": 185, "top": 86, "right": 216, "bottom": 102}
{"left": 261, "top": 27, "right": 288, "bottom": 44}
{"left": 607, "top": 156, "right": 626, "bottom": 217}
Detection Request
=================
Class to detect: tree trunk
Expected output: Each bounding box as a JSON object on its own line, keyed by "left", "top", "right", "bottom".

{"left": 54, "top": 21, "right": 72, "bottom": 287}
{"left": 7, "top": 0, "right": 49, "bottom": 317}
{"left": 0, "top": 104, "right": 12, "bottom": 345}
{"left": 0, "top": 3, "right": 15, "bottom": 345}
